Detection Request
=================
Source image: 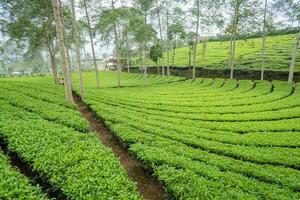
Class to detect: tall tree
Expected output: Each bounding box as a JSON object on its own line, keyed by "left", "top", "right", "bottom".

{"left": 70, "top": 0, "right": 84, "bottom": 97}
{"left": 227, "top": 0, "right": 261, "bottom": 79}
{"left": 165, "top": 0, "right": 171, "bottom": 77}
{"left": 135, "top": 0, "right": 155, "bottom": 83}
{"left": 260, "top": 0, "right": 268, "bottom": 80}
{"left": 150, "top": 42, "right": 162, "bottom": 73}
{"left": 82, "top": 0, "right": 100, "bottom": 87}
{"left": 286, "top": 1, "right": 300, "bottom": 83}
{"left": 191, "top": 0, "right": 224, "bottom": 79}
{"left": 111, "top": 0, "right": 121, "bottom": 86}
{"left": 274, "top": 0, "right": 300, "bottom": 82}
{"left": 128, "top": 15, "right": 156, "bottom": 81}
{"left": 229, "top": 0, "right": 241, "bottom": 79}
{"left": 1, "top": 0, "right": 59, "bottom": 83}
{"left": 192, "top": 0, "right": 200, "bottom": 79}
{"left": 154, "top": 0, "right": 165, "bottom": 76}
{"left": 168, "top": 22, "right": 186, "bottom": 66}
{"left": 52, "top": 0, "right": 73, "bottom": 103}
{"left": 288, "top": 32, "right": 300, "bottom": 83}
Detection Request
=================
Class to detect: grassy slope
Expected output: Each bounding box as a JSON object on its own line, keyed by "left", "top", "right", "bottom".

{"left": 133, "top": 33, "right": 300, "bottom": 71}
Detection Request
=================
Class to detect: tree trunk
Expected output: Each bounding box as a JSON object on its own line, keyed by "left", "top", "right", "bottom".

{"left": 143, "top": 11, "right": 148, "bottom": 84}
{"left": 156, "top": 1, "right": 164, "bottom": 75}
{"left": 48, "top": 38, "right": 58, "bottom": 84}
{"left": 172, "top": 44, "right": 176, "bottom": 66}
{"left": 229, "top": 2, "right": 240, "bottom": 80}
{"left": 166, "top": 0, "right": 170, "bottom": 77}
{"left": 83, "top": 42, "right": 87, "bottom": 71}
{"left": 70, "top": 0, "right": 84, "bottom": 97}
{"left": 202, "top": 42, "right": 207, "bottom": 61}
{"left": 83, "top": 0, "right": 100, "bottom": 87}
{"left": 59, "top": 0, "right": 73, "bottom": 87}
{"left": 288, "top": 31, "right": 300, "bottom": 83}
{"left": 193, "top": 0, "right": 200, "bottom": 80}
{"left": 112, "top": 0, "right": 121, "bottom": 87}
{"left": 189, "top": 50, "right": 191, "bottom": 78}
{"left": 125, "top": 33, "right": 130, "bottom": 73}
{"left": 128, "top": 46, "right": 132, "bottom": 73}
{"left": 1, "top": 35, "right": 8, "bottom": 74}
{"left": 139, "top": 44, "right": 143, "bottom": 74}
{"left": 261, "top": 0, "right": 268, "bottom": 81}
{"left": 51, "top": 0, "right": 73, "bottom": 103}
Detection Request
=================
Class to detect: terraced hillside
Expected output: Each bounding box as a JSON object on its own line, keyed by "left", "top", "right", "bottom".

{"left": 133, "top": 33, "right": 300, "bottom": 71}
{"left": 74, "top": 72, "right": 300, "bottom": 199}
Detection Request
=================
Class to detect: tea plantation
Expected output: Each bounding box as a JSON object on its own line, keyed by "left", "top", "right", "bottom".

{"left": 133, "top": 33, "right": 300, "bottom": 71}
{"left": 0, "top": 76, "right": 140, "bottom": 199}
{"left": 73, "top": 72, "right": 300, "bottom": 199}
{"left": 0, "top": 71, "right": 300, "bottom": 199}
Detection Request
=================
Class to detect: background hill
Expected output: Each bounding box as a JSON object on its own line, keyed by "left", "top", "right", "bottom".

{"left": 132, "top": 33, "right": 300, "bottom": 72}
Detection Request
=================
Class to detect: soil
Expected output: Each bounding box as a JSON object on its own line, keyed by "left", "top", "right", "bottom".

{"left": 73, "top": 94, "right": 169, "bottom": 200}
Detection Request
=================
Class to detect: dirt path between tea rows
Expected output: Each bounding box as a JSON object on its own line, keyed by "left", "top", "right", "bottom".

{"left": 73, "top": 94, "right": 169, "bottom": 200}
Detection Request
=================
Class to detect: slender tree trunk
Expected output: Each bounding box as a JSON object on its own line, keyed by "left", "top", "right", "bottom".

{"left": 83, "top": 43, "right": 87, "bottom": 71}
{"left": 83, "top": 0, "right": 100, "bottom": 87}
{"left": 128, "top": 47, "right": 132, "bottom": 73}
{"left": 261, "top": 0, "right": 268, "bottom": 81}
{"left": 139, "top": 44, "right": 143, "bottom": 74}
{"left": 112, "top": 0, "right": 121, "bottom": 86}
{"left": 59, "top": 0, "right": 73, "bottom": 87}
{"left": 166, "top": 0, "right": 170, "bottom": 77}
{"left": 229, "top": 2, "right": 240, "bottom": 80}
{"left": 188, "top": 50, "right": 191, "bottom": 77}
{"left": 51, "top": 0, "right": 73, "bottom": 103}
{"left": 193, "top": 0, "right": 200, "bottom": 79}
{"left": 156, "top": 1, "right": 164, "bottom": 75}
{"left": 172, "top": 44, "right": 176, "bottom": 66}
{"left": 288, "top": 31, "right": 300, "bottom": 83}
{"left": 143, "top": 49, "right": 147, "bottom": 84}
{"left": 48, "top": 38, "right": 58, "bottom": 84}
{"left": 125, "top": 33, "right": 130, "bottom": 73}
{"left": 202, "top": 42, "right": 207, "bottom": 61}
{"left": 70, "top": 0, "right": 84, "bottom": 97}
{"left": 1, "top": 35, "right": 8, "bottom": 74}
{"left": 70, "top": 45, "right": 74, "bottom": 71}
{"left": 143, "top": 10, "right": 148, "bottom": 84}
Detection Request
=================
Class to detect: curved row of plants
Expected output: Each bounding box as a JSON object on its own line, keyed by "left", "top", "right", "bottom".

{"left": 0, "top": 79, "right": 141, "bottom": 199}
{"left": 77, "top": 75, "right": 300, "bottom": 199}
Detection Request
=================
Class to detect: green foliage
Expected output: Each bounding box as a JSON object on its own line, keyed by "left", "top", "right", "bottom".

{"left": 0, "top": 81, "right": 89, "bottom": 132}
{"left": 0, "top": 77, "right": 141, "bottom": 199}
{"left": 150, "top": 43, "right": 162, "bottom": 64}
{"left": 129, "top": 16, "right": 156, "bottom": 44}
{"left": 70, "top": 71, "right": 300, "bottom": 199}
{"left": 0, "top": 152, "right": 48, "bottom": 199}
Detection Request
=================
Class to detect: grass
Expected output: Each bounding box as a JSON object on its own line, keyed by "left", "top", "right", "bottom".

{"left": 132, "top": 33, "right": 300, "bottom": 72}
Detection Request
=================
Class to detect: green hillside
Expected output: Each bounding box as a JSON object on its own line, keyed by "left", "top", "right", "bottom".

{"left": 134, "top": 33, "right": 300, "bottom": 72}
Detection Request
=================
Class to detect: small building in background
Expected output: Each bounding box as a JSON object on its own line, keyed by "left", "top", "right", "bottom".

{"left": 104, "top": 57, "right": 117, "bottom": 71}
